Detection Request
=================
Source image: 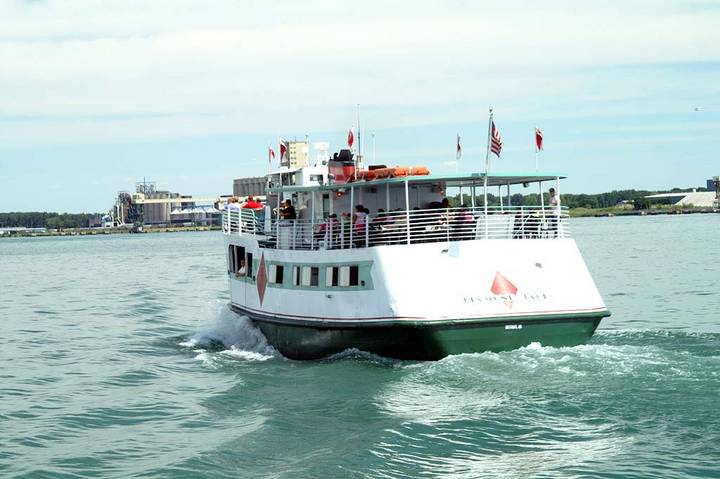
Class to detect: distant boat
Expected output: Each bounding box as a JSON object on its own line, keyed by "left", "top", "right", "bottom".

{"left": 222, "top": 149, "right": 610, "bottom": 360}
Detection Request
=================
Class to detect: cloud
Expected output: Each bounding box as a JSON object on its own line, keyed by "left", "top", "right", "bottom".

{"left": 0, "top": 0, "right": 719, "bottom": 148}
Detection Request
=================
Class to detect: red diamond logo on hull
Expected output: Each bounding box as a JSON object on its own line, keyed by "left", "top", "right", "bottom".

{"left": 256, "top": 253, "right": 267, "bottom": 306}
{"left": 490, "top": 271, "right": 518, "bottom": 309}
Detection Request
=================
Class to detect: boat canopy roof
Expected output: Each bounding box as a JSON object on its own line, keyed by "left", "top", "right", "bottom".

{"left": 267, "top": 171, "right": 567, "bottom": 193}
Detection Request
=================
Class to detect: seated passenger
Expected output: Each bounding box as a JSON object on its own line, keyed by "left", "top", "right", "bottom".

{"left": 280, "top": 200, "right": 297, "bottom": 220}
{"left": 242, "top": 196, "right": 263, "bottom": 209}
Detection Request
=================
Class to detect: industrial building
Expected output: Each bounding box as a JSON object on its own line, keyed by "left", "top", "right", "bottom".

{"left": 111, "top": 181, "right": 230, "bottom": 227}
{"left": 645, "top": 177, "right": 719, "bottom": 208}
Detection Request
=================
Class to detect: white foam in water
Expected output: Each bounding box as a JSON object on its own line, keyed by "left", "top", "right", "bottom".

{"left": 180, "top": 305, "right": 277, "bottom": 363}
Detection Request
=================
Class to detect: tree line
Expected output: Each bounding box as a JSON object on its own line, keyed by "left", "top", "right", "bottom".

{"left": 453, "top": 187, "right": 705, "bottom": 210}
{"left": 0, "top": 212, "right": 103, "bottom": 229}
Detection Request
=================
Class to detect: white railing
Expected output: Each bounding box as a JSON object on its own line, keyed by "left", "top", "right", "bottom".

{"left": 222, "top": 206, "right": 570, "bottom": 250}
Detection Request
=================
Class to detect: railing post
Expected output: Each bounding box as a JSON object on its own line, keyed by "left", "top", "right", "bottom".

{"left": 556, "top": 176, "right": 562, "bottom": 239}
{"left": 292, "top": 220, "right": 296, "bottom": 250}
{"left": 446, "top": 208, "right": 450, "bottom": 243}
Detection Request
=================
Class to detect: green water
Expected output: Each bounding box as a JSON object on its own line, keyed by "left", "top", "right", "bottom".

{"left": 1, "top": 215, "right": 718, "bottom": 478}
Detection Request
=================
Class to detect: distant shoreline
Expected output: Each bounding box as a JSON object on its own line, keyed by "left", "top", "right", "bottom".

{"left": 0, "top": 225, "right": 220, "bottom": 238}
{"left": 570, "top": 207, "right": 719, "bottom": 218}
{"left": 2, "top": 208, "right": 718, "bottom": 239}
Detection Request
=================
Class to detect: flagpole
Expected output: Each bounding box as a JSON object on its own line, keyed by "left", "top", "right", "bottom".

{"left": 357, "top": 103, "right": 361, "bottom": 170}
{"left": 535, "top": 125, "right": 539, "bottom": 172}
{"left": 483, "top": 108, "right": 492, "bottom": 239}
{"left": 456, "top": 133, "right": 462, "bottom": 205}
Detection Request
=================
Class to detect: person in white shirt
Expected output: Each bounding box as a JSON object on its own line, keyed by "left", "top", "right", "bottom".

{"left": 548, "top": 188, "right": 559, "bottom": 237}
{"left": 548, "top": 188, "right": 559, "bottom": 207}
{"left": 235, "top": 259, "right": 246, "bottom": 277}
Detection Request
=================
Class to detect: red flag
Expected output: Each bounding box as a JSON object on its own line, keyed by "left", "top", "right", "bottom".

{"left": 535, "top": 127, "right": 543, "bottom": 151}
{"left": 456, "top": 133, "right": 462, "bottom": 160}
{"left": 347, "top": 127, "right": 355, "bottom": 149}
{"left": 279, "top": 140, "right": 288, "bottom": 162}
{"left": 268, "top": 146, "right": 275, "bottom": 162}
{"left": 490, "top": 122, "right": 502, "bottom": 157}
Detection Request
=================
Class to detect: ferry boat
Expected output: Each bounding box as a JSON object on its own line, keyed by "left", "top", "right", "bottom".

{"left": 223, "top": 148, "right": 610, "bottom": 360}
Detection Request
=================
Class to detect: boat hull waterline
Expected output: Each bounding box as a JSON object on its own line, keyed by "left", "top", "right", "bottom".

{"left": 230, "top": 304, "right": 609, "bottom": 360}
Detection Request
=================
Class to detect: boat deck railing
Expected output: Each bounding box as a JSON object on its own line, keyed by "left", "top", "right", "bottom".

{"left": 222, "top": 206, "right": 570, "bottom": 250}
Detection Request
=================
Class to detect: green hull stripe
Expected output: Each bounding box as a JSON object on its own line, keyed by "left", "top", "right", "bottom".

{"left": 229, "top": 303, "right": 610, "bottom": 329}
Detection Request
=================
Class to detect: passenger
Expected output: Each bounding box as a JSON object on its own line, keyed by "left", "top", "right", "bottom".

{"left": 352, "top": 205, "right": 368, "bottom": 247}
{"left": 318, "top": 213, "right": 340, "bottom": 246}
{"left": 235, "top": 259, "right": 246, "bottom": 277}
{"left": 223, "top": 197, "right": 241, "bottom": 232}
{"left": 393, "top": 208, "right": 407, "bottom": 244}
{"left": 242, "top": 196, "right": 263, "bottom": 209}
{"left": 453, "top": 205, "right": 474, "bottom": 240}
{"left": 548, "top": 188, "right": 559, "bottom": 237}
{"left": 280, "top": 199, "right": 297, "bottom": 220}
{"left": 440, "top": 198, "right": 451, "bottom": 209}
{"left": 226, "top": 197, "right": 241, "bottom": 210}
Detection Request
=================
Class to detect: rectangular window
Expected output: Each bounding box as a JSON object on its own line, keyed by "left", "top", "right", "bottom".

{"left": 268, "top": 264, "right": 276, "bottom": 282}
{"left": 310, "top": 267, "right": 319, "bottom": 287}
{"left": 301, "top": 266, "right": 311, "bottom": 286}
{"left": 325, "top": 266, "right": 339, "bottom": 287}
{"left": 349, "top": 265, "right": 359, "bottom": 286}
{"left": 275, "top": 265, "right": 284, "bottom": 284}
{"left": 228, "top": 245, "right": 235, "bottom": 273}
{"left": 293, "top": 266, "right": 300, "bottom": 286}
{"left": 339, "top": 266, "right": 350, "bottom": 287}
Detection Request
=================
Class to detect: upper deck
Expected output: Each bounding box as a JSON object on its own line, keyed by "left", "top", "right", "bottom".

{"left": 223, "top": 170, "right": 570, "bottom": 250}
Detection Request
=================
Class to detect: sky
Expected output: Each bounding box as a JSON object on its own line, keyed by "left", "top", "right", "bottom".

{"left": 0, "top": 0, "right": 719, "bottom": 213}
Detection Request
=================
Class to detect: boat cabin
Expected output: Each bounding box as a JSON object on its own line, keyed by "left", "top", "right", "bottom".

{"left": 226, "top": 164, "right": 568, "bottom": 250}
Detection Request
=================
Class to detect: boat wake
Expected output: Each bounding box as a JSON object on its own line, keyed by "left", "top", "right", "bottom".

{"left": 179, "top": 304, "right": 278, "bottom": 364}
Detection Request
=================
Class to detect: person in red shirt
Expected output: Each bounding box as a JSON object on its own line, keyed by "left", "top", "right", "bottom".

{"left": 242, "top": 196, "right": 263, "bottom": 209}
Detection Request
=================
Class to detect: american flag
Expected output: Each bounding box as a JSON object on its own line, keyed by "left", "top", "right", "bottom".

{"left": 268, "top": 146, "right": 275, "bottom": 163}
{"left": 347, "top": 127, "right": 355, "bottom": 149}
{"left": 490, "top": 121, "right": 502, "bottom": 157}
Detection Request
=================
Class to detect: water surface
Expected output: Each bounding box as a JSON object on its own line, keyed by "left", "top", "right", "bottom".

{"left": 1, "top": 215, "right": 718, "bottom": 478}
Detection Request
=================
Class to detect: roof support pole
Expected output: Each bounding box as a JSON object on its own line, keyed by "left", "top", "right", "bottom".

{"left": 556, "top": 176, "right": 562, "bottom": 238}
{"left": 310, "top": 191, "right": 315, "bottom": 250}
{"left": 405, "top": 179, "right": 411, "bottom": 245}
{"left": 386, "top": 183, "right": 390, "bottom": 212}
{"left": 349, "top": 186, "right": 354, "bottom": 248}
{"left": 539, "top": 180, "right": 545, "bottom": 234}
{"left": 499, "top": 185, "right": 503, "bottom": 211}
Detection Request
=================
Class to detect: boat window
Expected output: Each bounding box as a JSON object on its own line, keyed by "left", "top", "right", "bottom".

{"left": 228, "top": 245, "right": 245, "bottom": 274}
{"left": 293, "top": 266, "right": 300, "bottom": 286}
{"left": 301, "top": 266, "right": 311, "bottom": 286}
{"left": 349, "top": 266, "right": 359, "bottom": 286}
{"left": 246, "top": 253, "right": 253, "bottom": 279}
{"left": 274, "top": 265, "right": 284, "bottom": 284}
{"left": 326, "top": 266, "right": 339, "bottom": 287}
{"left": 228, "top": 245, "right": 235, "bottom": 273}
{"left": 339, "top": 266, "right": 350, "bottom": 287}
{"left": 310, "top": 267, "right": 319, "bottom": 287}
